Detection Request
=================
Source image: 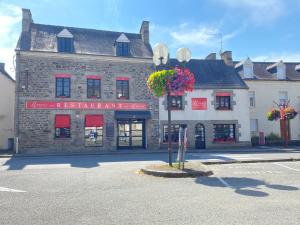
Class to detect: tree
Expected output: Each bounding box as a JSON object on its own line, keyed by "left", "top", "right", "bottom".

{"left": 147, "top": 66, "right": 195, "bottom": 166}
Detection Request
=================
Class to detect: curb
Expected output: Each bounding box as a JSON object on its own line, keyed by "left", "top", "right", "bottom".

{"left": 140, "top": 167, "right": 213, "bottom": 178}
{"left": 202, "top": 158, "right": 300, "bottom": 165}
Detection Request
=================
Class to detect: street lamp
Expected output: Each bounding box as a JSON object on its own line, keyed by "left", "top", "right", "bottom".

{"left": 152, "top": 43, "right": 191, "bottom": 166}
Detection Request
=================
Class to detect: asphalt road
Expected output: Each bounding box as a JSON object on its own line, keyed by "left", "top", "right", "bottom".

{"left": 0, "top": 153, "right": 299, "bottom": 225}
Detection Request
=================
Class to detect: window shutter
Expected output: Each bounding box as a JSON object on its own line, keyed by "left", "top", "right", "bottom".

{"left": 55, "top": 115, "right": 71, "bottom": 128}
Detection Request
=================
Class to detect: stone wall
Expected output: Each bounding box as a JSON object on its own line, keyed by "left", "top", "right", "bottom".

{"left": 15, "top": 51, "right": 159, "bottom": 153}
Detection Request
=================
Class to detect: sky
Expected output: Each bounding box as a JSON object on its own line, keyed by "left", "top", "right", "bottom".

{"left": 1, "top": 0, "right": 300, "bottom": 78}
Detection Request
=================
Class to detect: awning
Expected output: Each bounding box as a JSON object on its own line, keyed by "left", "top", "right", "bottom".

{"left": 216, "top": 92, "right": 231, "bottom": 97}
{"left": 55, "top": 115, "right": 70, "bottom": 128}
{"left": 115, "top": 111, "right": 151, "bottom": 119}
{"left": 85, "top": 115, "right": 104, "bottom": 127}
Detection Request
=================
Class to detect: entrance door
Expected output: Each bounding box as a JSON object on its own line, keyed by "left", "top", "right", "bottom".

{"left": 195, "top": 123, "right": 205, "bottom": 149}
{"left": 117, "top": 119, "right": 145, "bottom": 149}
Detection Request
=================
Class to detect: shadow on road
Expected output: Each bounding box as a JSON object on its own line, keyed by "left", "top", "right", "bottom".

{"left": 195, "top": 176, "right": 299, "bottom": 197}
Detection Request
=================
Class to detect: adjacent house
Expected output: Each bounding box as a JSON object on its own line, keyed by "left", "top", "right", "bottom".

{"left": 15, "top": 9, "right": 159, "bottom": 153}
{"left": 0, "top": 63, "right": 15, "bottom": 150}
{"left": 235, "top": 57, "right": 300, "bottom": 142}
{"left": 159, "top": 52, "right": 251, "bottom": 149}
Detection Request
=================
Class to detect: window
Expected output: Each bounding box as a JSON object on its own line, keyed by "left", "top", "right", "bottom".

{"left": 85, "top": 115, "right": 103, "bottom": 146}
{"left": 57, "top": 37, "right": 73, "bottom": 53}
{"left": 170, "top": 96, "right": 183, "bottom": 110}
{"left": 279, "top": 91, "right": 288, "bottom": 105}
{"left": 216, "top": 96, "right": 231, "bottom": 110}
{"left": 116, "top": 42, "right": 129, "bottom": 57}
{"left": 250, "top": 119, "right": 258, "bottom": 134}
{"left": 55, "top": 115, "right": 71, "bottom": 138}
{"left": 56, "top": 78, "right": 70, "bottom": 98}
{"left": 243, "top": 65, "right": 253, "bottom": 79}
{"left": 116, "top": 79, "right": 129, "bottom": 99}
{"left": 87, "top": 79, "right": 101, "bottom": 98}
{"left": 213, "top": 124, "right": 235, "bottom": 142}
{"left": 249, "top": 91, "right": 255, "bottom": 107}
{"left": 163, "top": 124, "right": 185, "bottom": 143}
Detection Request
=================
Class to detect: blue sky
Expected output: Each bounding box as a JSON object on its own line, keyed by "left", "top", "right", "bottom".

{"left": 1, "top": 0, "right": 300, "bottom": 77}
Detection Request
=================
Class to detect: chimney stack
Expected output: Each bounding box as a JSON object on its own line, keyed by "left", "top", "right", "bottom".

{"left": 22, "top": 8, "right": 33, "bottom": 32}
{"left": 140, "top": 21, "right": 149, "bottom": 44}
{"left": 205, "top": 53, "right": 216, "bottom": 60}
{"left": 220, "top": 51, "right": 233, "bottom": 66}
{"left": 0, "top": 63, "right": 4, "bottom": 71}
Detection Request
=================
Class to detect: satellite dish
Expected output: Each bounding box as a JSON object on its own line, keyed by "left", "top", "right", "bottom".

{"left": 176, "top": 48, "right": 192, "bottom": 63}
{"left": 153, "top": 43, "right": 169, "bottom": 65}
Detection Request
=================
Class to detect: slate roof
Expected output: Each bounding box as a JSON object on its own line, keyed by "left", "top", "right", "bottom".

{"left": 0, "top": 65, "right": 15, "bottom": 82}
{"left": 234, "top": 61, "right": 300, "bottom": 81}
{"left": 169, "top": 59, "right": 248, "bottom": 89}
{"left": 17, "top": 23, "right": 153, "bottom": 58}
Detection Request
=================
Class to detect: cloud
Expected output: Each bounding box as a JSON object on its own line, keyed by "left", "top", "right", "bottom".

{"left": 252, "top": 53, "right": 300, "bottom": 62}
{"left": 0, "top": 3, "right": 22, "bottom": 78}
{"left": 153, "top": 23, "right": 239, "bottom": 48}
{"left": 217, "top": 0, "right": 285, "bottom": 25}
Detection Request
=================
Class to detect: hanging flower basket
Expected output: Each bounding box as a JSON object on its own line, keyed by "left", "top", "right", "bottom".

{"left": 267, "top": 109, "right": 281, "bottom": 121}
{"left": 147, "top": 66, "right": 195, "bottom": 97}
{"left": 284, "top": 107, "right": 298, "bottom": 120}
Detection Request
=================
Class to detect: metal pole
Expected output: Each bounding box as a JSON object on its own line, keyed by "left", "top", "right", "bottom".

{"left": 167, "top": 91, "right": 172, "bottom": 166}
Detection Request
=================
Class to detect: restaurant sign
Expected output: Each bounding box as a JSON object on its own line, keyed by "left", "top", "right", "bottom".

{"left": 26, "top": 100, "right": 148, "bottom": 110}
{"left": 191, "top": 98, "right": 207, "bottom": 110}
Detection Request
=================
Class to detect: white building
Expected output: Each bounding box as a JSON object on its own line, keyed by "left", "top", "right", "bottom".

{"left": 235, "top": 58, "right": 300, "bottom": 142}
{"left": 159, "top": 52, "right": 251, "bottom": 149}
{"left": 0, "top": 63, "right": 15, "bottom": 150}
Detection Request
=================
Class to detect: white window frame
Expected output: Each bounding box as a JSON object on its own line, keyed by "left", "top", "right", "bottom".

{"left": 279, "top": 91, "right": 288, "bottom": 105}
{"left": 249, "top": 91, "right": 255, "bottom": 107}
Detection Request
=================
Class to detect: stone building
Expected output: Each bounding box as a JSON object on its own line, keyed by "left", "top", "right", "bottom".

{"left": 15, "top": 9, "right": 159, "bottom": 153}
{"left": 0, "top": 63, "right": 15, "bottom": 150}
{"left": 234, "top": 57, "right": 300, "bottom": 142}
{"left": 159, "top": 52, "right": 251, "bottom": 149}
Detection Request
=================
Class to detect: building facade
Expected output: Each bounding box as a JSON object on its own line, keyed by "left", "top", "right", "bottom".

{"left": 15, "top": 9, "right": 159, "bottom": 153}
{"left": 235, "top": 57, "right": 300, "bottom": 141}
{"left": 0, "top": 63, "right": 15, "bottom": 150}
{"left": 159, "top": 54, "right": 251, "bottom": 149}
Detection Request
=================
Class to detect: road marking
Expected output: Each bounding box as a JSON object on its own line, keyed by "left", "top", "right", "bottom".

{"left": 216, "top": 177, "right": 232, "bottom": 188}
{"left": 0, "top": 187, "right": 26, "bottom": 193}
{"left": 274, "top": 163, "right": 300, "bottom": 172}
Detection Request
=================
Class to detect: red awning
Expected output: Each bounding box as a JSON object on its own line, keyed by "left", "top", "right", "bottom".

{"left": 55, "top": 115, "right": 70, "bottom": 128}
{"left": 116, "top": 77, "right": 129, "bottom": 80}
{"left": 170, "top": 90, "right": 184, "bottom": 96}
{"left": 85, "top": 115, "right": 104, "bottom": 127}
{"left": 216, "top": 92, "right": 231, "bottom": 97}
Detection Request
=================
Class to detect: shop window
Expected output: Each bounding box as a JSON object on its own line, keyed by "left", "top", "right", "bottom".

{"left": 216, "top": 96, "right": 231, "bottom": 110}
{"left": 55, "top": 115, "right": 71, "bottom": 138}
{"left": 170, "top": 96, "right": 183, "bottom": 110}
{"left": 249, "top": 91, "right": 255, "bottom": 107}
{"left": 163, "top": 124, "right": 185, "bottom": 143}
{"left": 213, "top": 124, "right": 235, "bottom": 142}
{"left": 57, "top": 37, "right": 74, "bottom": 53}
{"left": 56, "top": 77, "right": 70, "bottom": 98}
{"left": 87, "top": 79, "right": 101, "bottom": 98}
{"left": 116, "top": 42, "right": 129, "bottom": 57}
{"left": 250, "top": 119, "right": 258, "bottom": 135}
{"left": 116, "top": 79, "right": 129, "bottom": 99}
{"left": 85, "top": 115, "right": 103, "bottom": 146}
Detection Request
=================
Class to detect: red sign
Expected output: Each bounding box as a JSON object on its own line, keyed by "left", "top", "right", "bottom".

{"left": 192, "top": 98, "right": 207, "bottom": 110}
{"left": 26, "top": 101, "right": 148, "bottom": 110}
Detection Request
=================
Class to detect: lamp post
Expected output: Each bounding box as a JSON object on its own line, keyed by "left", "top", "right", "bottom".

{"left": 152, "top": 44, "right": 192, "bottom": 167}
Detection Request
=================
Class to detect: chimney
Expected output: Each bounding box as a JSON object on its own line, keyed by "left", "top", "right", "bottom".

{"left": 220, "top": 50, "right": 233, "bottom": 66}
{"left": 140, "top": 21, "right": 149, "bottom": 44}
{"left": 0, "top": 63, "right": 4, "bottom": 71}
{"left": 205, "top": 53, "right": 216, "bottom": 60}
{"left": 22, "top": 8, "right": 33, "bottom": 32}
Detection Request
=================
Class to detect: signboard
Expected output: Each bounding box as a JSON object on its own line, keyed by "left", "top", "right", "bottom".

{"left": 106, "top": 123, "right": 115, "bottom": 137}
{"left": 26, "top": 100, "right": 148, "bottom": 110}
{"left": 191, "top": 98, "right": 207, "bottom": 110}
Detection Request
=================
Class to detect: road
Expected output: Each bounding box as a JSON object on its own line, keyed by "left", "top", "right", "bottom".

{"left": 0, "top": 152, "right": 299, "bottom": 225}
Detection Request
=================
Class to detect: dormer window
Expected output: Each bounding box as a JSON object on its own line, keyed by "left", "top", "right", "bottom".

{"left": 295, "top": 64, "right": 300, "bottom": 72}
{"left": 115, "top": 33, "right": 130, "bottom": 57}
{"left": 235, "top": 58, "right": 253, "bottom": 79}
{"left": 266, "top": 60, "right": 286, "bottom": 80}
{"left": 57, "top": 29, "right": 74, "bottom": 53}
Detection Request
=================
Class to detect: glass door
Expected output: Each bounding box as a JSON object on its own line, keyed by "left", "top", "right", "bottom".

{"left": 117, "top": 119, "right": 145, "bottom": 149}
